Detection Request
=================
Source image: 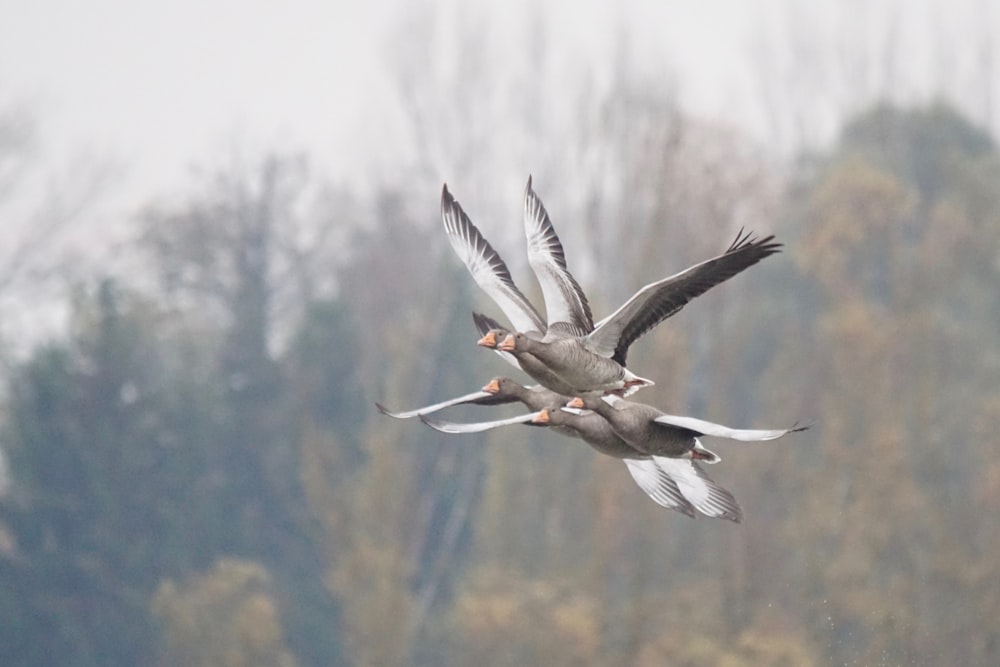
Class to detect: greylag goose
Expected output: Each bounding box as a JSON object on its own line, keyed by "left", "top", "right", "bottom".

{"left": 419, "top": 405, "right": 742, "bottom": 521}
{"left": 567, "top": 394, "right": 808, "bottom": 463}
{"left": 496, "top": 229, "right": 781, "bottom": 395}
{"left": 447, "top": 181, "right": 779, "bottom": 397}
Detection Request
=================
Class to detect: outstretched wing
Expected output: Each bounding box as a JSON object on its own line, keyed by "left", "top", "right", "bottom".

{"left": 442, "top": 185, "right": 546, "bottom": 335}
{"left": 622, "top": 458, "right": 697, "bottom": 517}
{"left": 375, "top": 389, "right": 512, "bottom": 419}
{"left": 653, "top": 413, "right": 809, "bottom": 441}
{"left": 587, "top": 229, "right": 782, "bottom": 364}
{"left": 418, "top": 410, "right": 543, "bottom": 434}
{"left": 523, "top": 176, "right": 593, "bottom": 336}
{"left": 654, "top": 457, "right": 743, "bottom": 522}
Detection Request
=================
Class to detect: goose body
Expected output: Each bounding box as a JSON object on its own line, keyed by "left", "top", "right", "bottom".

{"left": 499, "top": 332, "right": 654, "bottom": 396}
{"left": 418, "top": 403, "right": 742, "bottom": 521}
{"left": 569, "top": 395, "right": 808, "bottom": 463}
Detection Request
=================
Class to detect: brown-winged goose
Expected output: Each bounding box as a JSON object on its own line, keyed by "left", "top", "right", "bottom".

{"left": 418, "top": 404, "right": 742, "bottom": 521}
{"left": 567, "top": 394, "right": 808, "bottom": 463}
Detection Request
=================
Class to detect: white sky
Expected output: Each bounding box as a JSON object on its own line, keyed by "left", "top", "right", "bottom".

{"left": 0, "top": 0, "right": 996, "bottom": 350}
{"left": 2, "top": 0, "right": 995, "bottom": 208}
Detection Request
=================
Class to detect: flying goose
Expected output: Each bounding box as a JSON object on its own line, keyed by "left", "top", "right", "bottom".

{"left": 419, "top": 405, "right": 742, "bottom": 521}
{"left": 567, "top": 394, "right": 808, "bottom": 463}
{"left": 445, "top": 180, "right": 780, "bottom": 396}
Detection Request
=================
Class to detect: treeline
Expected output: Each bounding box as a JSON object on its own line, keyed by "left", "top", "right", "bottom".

{"left": 1, "top": 102, "right": 999, "bottom": 666}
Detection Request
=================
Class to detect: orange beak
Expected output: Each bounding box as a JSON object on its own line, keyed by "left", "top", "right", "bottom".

{"left": 498, "top": 334, "right": 516, "bottom": 352}
{"left": 477, "top": 331, "right": 497, "bottom": 348}
{"left": 567, "top": 397, "right": 585, "bottom": 409}
{"left": 482, "top": 378, "right": 500, "bottom": 394}
{"left": 531, "top": 408, "right": 550, "bottom": 425}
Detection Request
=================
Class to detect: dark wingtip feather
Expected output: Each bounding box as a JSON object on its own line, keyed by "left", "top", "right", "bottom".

{"left": 472, "top": 312, "right": 505, "bottom": 336}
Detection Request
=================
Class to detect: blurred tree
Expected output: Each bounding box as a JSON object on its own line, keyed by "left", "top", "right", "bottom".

{"left": 758, "top": 102, "right": 1000, "bottom": 665}
{"left": 0, "top": 280, "right": 224, "bottom": 665}
{"left": 138, "top": 153, "right": 348, "bottom": 667}
{"left": 321, "top": 187, "right": 489, "bottom": 667}
{"left": 151, "top": 558, "right": 297, "bottom": 667}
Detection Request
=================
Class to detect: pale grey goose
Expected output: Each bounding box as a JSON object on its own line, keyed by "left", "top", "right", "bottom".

{"left": 567, "top": 394, "right": 808, "bottom": 463}
{"left": 419, "top": 404, "right": 742, "bottom": 521}
{"left": 447, "top": 181, "right": 780, "bottom": 396}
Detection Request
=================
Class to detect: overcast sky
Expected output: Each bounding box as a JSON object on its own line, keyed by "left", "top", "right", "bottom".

{"left": 0, "top": 0, "right": 996, "bottom": 347}
{"left": 2, "top": 0, "right": 996, "bottom": 206}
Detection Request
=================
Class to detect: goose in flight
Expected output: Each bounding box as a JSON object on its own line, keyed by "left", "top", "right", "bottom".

{"left": 566, "top": 394, "right": 808, "bottom": 463}
{"left": 443, "top": 182, "right": 781, "bottom": 395}
{"left": 419, "top": 404, "right": 742, "bottom": 521}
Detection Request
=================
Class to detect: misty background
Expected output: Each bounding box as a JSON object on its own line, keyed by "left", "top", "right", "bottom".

{"left": 1, "top": 1, "right": 999, "bottom": 665}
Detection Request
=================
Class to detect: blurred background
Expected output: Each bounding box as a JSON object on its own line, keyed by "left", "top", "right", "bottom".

{"left": 1, "top": 1, "right": 999, "bottom": 665}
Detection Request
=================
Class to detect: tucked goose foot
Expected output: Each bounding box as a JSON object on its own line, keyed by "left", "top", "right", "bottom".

{"left": 689, "top": 446, "right": 722, "bottom": 464}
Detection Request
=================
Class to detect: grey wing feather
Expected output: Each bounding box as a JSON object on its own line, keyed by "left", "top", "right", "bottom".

{"left": 587, "top": 230, "right": 782, "bottom": 364}
{"left": 442, "top": 185, "right": 546, "bottom": 335}
{"left": 523, "top": 176, "right": 593, "bottom": 336}
{"left": 653, "top": 413, "right": 809, "bottom": 441}
{"left": 418, "top": 410, "right": 543, "bottom": 434}
{"left": 622, "top": 458, "right": 697, "bottom": 516}
{"left": 375, "top": 390, "right": 512, "bottom": 419}
{"left": 655, "top": 457, "right": 742, "bottom": 522}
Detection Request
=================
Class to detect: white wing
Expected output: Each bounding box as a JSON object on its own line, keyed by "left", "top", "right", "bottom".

{"left": 654, "top": 456, "right": 742, "bottom": 522}
{"left": 375, "top": 390, "right": 504, "bottom": 419}
{"left": 622, "top": 458, "right": 696, "bottom": 517}
{"left": 522, "top": 176, "right": 592, "bottom": 336}
{"left": 442, "top": 185, "right": 546, "bottom": 335}
{"left": 653, "top": 414, "right": 808, "bottom": 441}
{"left": 418, "top": 410, "right": 543, "bottom": 434}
